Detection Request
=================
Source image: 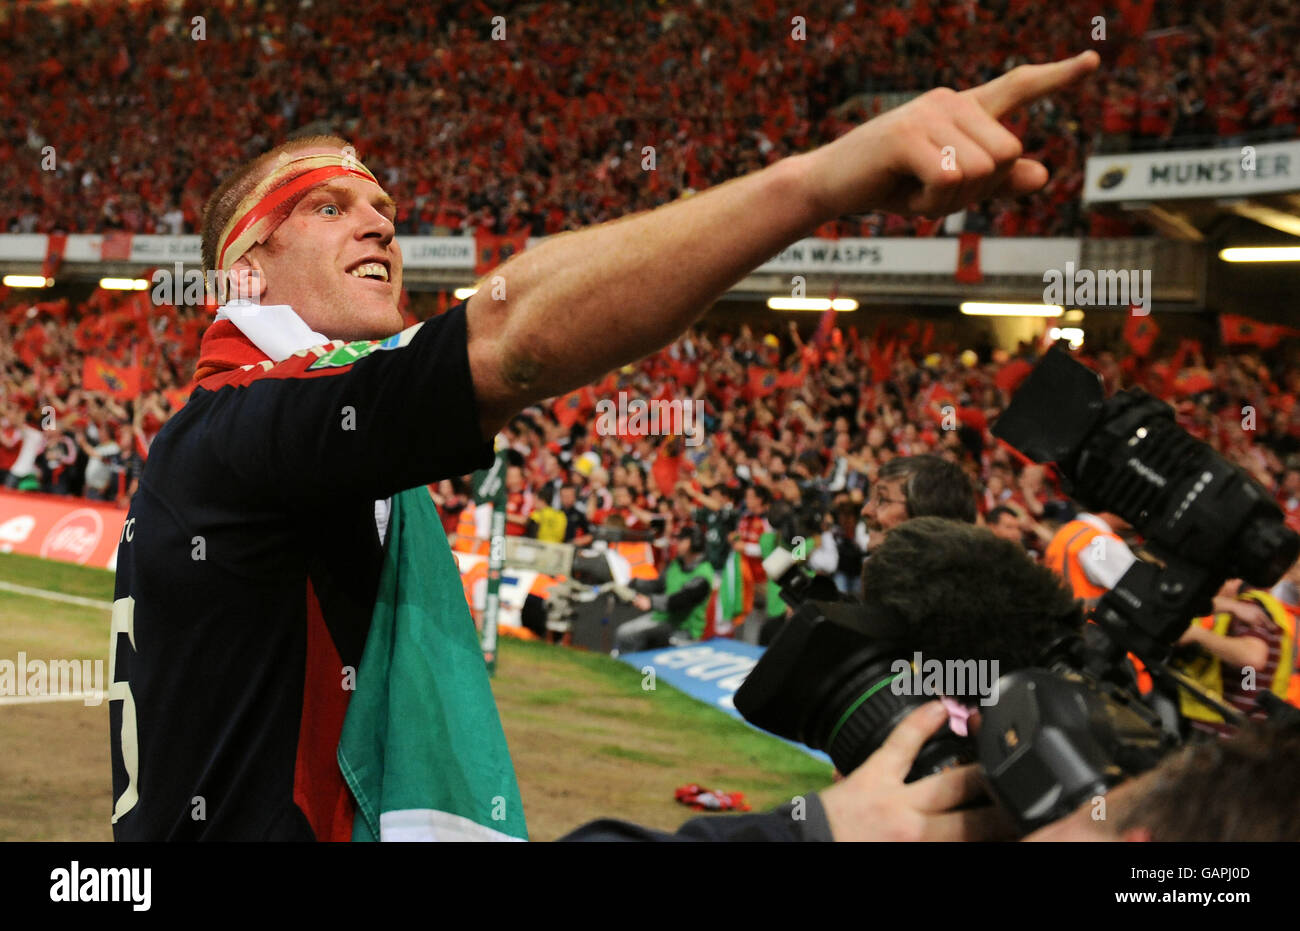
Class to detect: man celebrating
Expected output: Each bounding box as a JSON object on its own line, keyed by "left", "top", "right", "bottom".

{"left": 110, "top": 52, "right": 1100, "bottom": 840}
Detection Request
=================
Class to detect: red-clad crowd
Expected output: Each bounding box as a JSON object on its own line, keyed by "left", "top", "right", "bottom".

{"left": 2, "top": 0, "right": 1296, "bottom": 243}
{"left": 479, "top": 321, "right": 1300, "bottom": 569}
{"left": 5, "top": 284, "right": 1299, "bottom": 561}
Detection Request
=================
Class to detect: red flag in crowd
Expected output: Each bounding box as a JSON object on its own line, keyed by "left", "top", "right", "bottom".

{"left": 82, "top": 358, "right": 142, "bottom": 399}
{"left": 811, "top": 283, "right": 839, "bottom": 350}
{"left": 869, "top": 339, "right": 896, "bottom": 384}
{"left": 552, "top": 386, "right": 594, "bottom": 428}
{"left": 1220, "top": 314, "right": 1299, "bottom": 350}
{"left": 1124, "top": 313, "right": 1159, "bottom": 358}
{"left": 99, "top": 232, "right": 134, "bottom": 261}
{"left": 954, "top": 232, "right": 982, "bottom": 284}
{"left": 473, "top": 229, "right": 529, "bottom": 275}
{"left": 847, "top": 325, "right": 863, "bottom": 361}
{"left": 746, "top": 365, "right": 780, "bottom": 400}
{"left": 42, "top": 233, "right": 67, "bottom": 279}
{"left": 1116, "top": 0, "right": 1156, "bottom": 33}
{"left": 777, "top": 361, "right": 805, "bottom": 389}
{"left": 1172, "top": 368, "right": 1215, "bottom": 396}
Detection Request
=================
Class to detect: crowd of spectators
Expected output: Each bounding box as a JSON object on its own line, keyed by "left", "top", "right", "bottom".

{"left": 5, "top": 288, "right": 1298, "bottom": 564}
{"left": 2, "top": 0, "right": 1296, "bottom": 242}
{"left": 470, "top": 321, "right": 1300, "bottom": 582}
{"left": 0, "top": 288, "right": 206, "bottom": 503}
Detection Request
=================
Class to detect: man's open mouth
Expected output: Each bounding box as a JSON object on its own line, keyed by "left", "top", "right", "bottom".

{"left": 345, "top": 260, "right": 391, "bottom": 282}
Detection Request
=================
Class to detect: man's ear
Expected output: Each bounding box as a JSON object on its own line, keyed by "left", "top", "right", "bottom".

{"left": 226, "top": 254, "right": 268, "bottom": 305}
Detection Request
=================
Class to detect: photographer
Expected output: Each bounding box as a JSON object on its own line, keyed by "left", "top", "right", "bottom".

{"left": 614, "top": 526, "right": 715, "bottom": 655}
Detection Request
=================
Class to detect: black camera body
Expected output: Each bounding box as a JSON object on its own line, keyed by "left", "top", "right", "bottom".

{"left": 734, "top": 349, "right": 1300, "bottom": 831}
{"left": 735, "top": 595, "right": 972, "bottom": 780}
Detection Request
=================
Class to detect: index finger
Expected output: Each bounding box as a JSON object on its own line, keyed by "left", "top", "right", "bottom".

{"left": 865, "top": 701, "right": 950, "bottom": 782}
{"left": 965, "top": 50, "right": 1100, "bottom": 118}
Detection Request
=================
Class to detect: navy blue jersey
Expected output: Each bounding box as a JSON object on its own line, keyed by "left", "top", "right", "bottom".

{"left": 109, "top": 302, "right": 492, "bottom": 840}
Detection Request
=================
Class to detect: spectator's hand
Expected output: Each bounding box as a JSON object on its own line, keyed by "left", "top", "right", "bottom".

{"left": 797, "top": 52, "right": 1099, "bottom": 219}
{"left": 818, "top": 701, "right": 1013, "bottom": 841}
{"left": 632, "top": 594, "right": 652, "bottom": 612}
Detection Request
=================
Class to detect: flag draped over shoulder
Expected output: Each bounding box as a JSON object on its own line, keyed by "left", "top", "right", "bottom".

{"left": 338, "top": 487, "right": 527, "bottom": 842}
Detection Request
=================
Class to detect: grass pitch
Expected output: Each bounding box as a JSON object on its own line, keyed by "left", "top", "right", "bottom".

{"left": 0, "top": 552, "right": 828, "bottom": 841}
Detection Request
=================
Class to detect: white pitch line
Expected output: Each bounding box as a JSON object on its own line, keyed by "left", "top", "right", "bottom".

{"left": 0, "top": 580, "right": 112, "bottom": 610}
{"left": 0, "top": 692, "right": 103, "bottom": 706}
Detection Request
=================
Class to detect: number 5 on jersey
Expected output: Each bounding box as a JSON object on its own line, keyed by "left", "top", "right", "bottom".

{"left": 110, "top": 596, "right": 139, "bottom": 823}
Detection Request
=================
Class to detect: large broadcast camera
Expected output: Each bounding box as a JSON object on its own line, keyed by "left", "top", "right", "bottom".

{"left": 734, "top": 349, "right": 1300, "bottom": 831}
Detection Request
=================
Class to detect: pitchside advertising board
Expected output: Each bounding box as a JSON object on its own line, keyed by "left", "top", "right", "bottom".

{"left": 0, "top": 489, "right": 126, "bottom": 570}
{"left": 617, "top": 640, "right": 831, "bottom": 764}
{"left": 1084, "top": 138, "right": 1300, "bottom": 203}
{"left": 0, "top": 233, "right": 1083, "bottom": 277}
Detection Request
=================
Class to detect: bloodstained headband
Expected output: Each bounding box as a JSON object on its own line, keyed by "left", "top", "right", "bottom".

{"left": 215, "top": 153, "right": 386, "bottom": 274}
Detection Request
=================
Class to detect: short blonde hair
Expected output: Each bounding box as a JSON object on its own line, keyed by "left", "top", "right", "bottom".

{"left": 199, "top": 134, "right": 353, "bottom": 276}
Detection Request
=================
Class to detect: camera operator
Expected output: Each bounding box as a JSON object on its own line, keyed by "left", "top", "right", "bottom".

{"left": 860, "top": 454, "right": 977, "bottom": 559}
{"left": 1043, "top": 509, "right": 1158, "bottom": 696}
{"left": 613, "top": 526, "right": 715, "bottom": 655}
{"left": 1044, "top": 510, "right": 1136, "bottom": 609}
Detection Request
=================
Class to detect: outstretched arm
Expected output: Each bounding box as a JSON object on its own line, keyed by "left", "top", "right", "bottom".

{"left": 466, "top": 52, "right": 1101, "bottom": 436}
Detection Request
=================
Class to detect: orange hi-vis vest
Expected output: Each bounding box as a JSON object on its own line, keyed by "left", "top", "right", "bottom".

{"left": 1045, "top": 518, "right": 1153, "bottom": 694}
{"left": 1045, "top": 519, "right": 1115, "bottom": 602}
{"left": 451, "top": 503, "right": 490, "bottom": 555}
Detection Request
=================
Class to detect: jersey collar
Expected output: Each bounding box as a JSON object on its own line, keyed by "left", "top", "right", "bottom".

{"left": 194, "top": 300, "right": 329, "bottom": 383}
